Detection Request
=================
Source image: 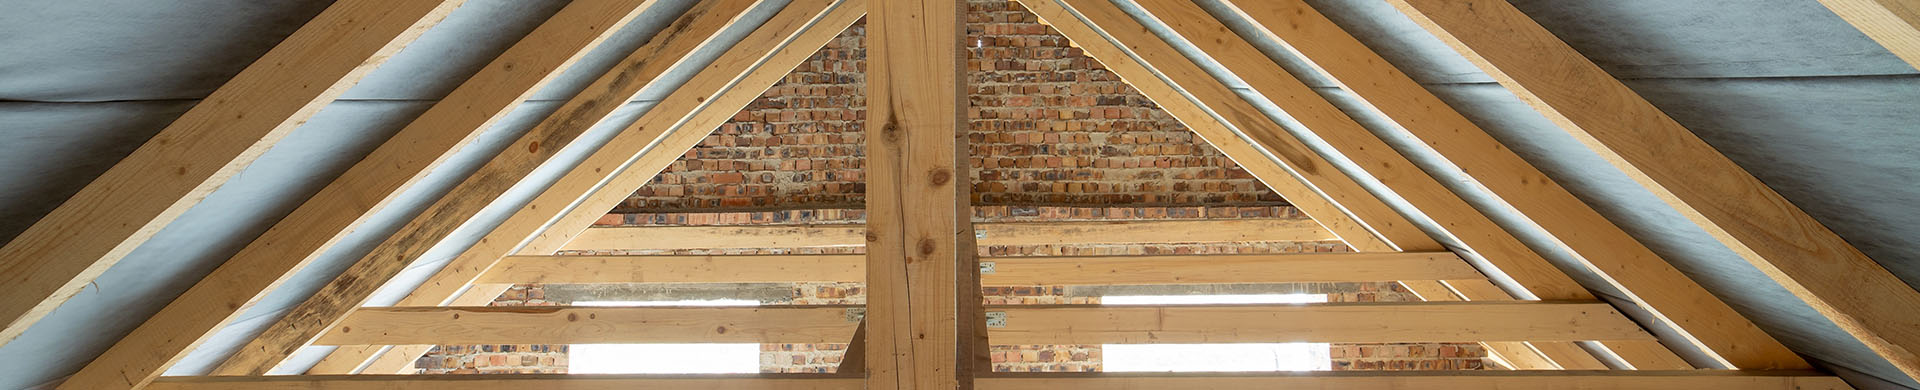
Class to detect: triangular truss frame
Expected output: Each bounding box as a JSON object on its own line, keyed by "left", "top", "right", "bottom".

{"left": 8, "top": 0, "right": 1913, "bottom": 389}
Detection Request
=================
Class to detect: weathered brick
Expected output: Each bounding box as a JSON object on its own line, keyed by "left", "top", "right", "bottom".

{"left": 621, "top": 0, "right": 1284, "bottom": 212}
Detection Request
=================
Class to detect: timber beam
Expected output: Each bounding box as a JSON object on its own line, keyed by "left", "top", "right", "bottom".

{"left": 477, "top": 252, "right": 1484, "bottom": 285}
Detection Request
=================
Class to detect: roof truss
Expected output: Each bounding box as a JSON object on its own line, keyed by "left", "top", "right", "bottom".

{"left": 24, "top": 0, "right": 1906, "bottom": 388}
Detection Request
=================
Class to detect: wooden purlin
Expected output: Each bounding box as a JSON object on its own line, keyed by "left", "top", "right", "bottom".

{"left": 476, "top": 252, "right": 1484, "bottom": 285}
{"left": 561, "top": 219, "right": 1334, "bottom": 250}
{"left": 307, "top": 302, "right": 1650, "bottom": 346}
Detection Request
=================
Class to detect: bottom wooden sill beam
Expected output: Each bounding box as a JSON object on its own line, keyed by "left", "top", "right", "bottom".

{"left": 148, "top": 374, "right": 864, "bottom": 390}
{"left": 977, "top": 371, "right": 1852, "bottom": 390}
{"left": 146, "top": 371, "right": 1848, "bottom": 390}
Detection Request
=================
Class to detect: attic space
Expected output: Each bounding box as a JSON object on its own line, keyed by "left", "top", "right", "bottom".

{"left": 0, "top": 0, "right": 1916, "bottom": 389}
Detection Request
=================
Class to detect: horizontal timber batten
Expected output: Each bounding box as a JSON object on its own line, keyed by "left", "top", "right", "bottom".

{"left": 478, "top": 252, "right": 1483, "bottom": 284}
{"left": 560, "top": 219, "right": 1333, "bottom": 250}
{"left": 319, "top": 302, "right": 1643, "bottom": 345}
{"left": 990, "top": 301, "right": 1652, "bottom": 344}
{"left": 317, "top": 306, "right": 862, "bottom": 346}
{"left": 147, "top": 371, "right": 1847, "bottom": 390}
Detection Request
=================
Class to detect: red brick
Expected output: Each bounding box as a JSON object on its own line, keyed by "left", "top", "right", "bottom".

{"left": 621, "top": 0, "right": 1285, "bottom": 212}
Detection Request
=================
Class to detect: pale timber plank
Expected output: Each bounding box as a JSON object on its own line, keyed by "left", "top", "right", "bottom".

{"left": 1390, "top": 0, "right": 1920, "bottom": 378}
{"left": 988, "top": 302, "right": 1654, "bottom": 344}
{"left": 64, "top": 0, "right": 683, "bottom": 387}
{"left": 1026, "top": 0, "right": 1573, "bottom": 367}
{"left": 1213, "top": 0, "right": 1797, "bottom": 368}
{"left": 311, "top": 0, "right": 865, "bottom": 374}
{"left": 561, "top": 219, "right": 1334, "bottom": 250}
{"left": 145, "top": 372, "right": 1849, "bottom": 390}
{"left": 477, "top": 252, "right": 1482, "bottom": 285}
{"left": 1089, "top": 0, "right": 1698, "bottom": 368}
{"left": 865, "top": 0, "right": 977, "bottom": 389}
{"left": 1817, "top": 0, "right": 1920, "bottom": 69}
{"left": 316, "top": 306, "right": 860, "bottom": 345}
{"left": 149, "top": 375, "right": 864, "bottom": 390}
{"left": 1203, "top": 0, "right": 1803, "bottom": 369}
{"left": 482, "top": 254, "right": 865, "bottom": 284}
{"left": 313, "top": 302, "right": 1648, "bottom": 345}
{"left": 0, "top": 0, "right": 459, "bottom": 346}
{"left": 1017, "top": 0, "right": 1603, "bottom": 369}
{"left": 975, "top": 371, "right": 1853, "bottom": 390}
{"left": 204, "top": 0, "right": 727, "bottom": 375}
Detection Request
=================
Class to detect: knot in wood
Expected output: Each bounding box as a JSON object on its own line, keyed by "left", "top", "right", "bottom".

{"left": 929, "top": 168, "right": 952, "bottom": 185}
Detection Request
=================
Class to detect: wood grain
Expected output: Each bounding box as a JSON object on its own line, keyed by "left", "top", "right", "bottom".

{"left": 561, "top": 219, "right": 1334, "bottom": 250}
{"left": 478, "top": 252, "right": 1482, "bottom": 285}
{"left": 1017, "top": 0, "right": 1602, "bottom": 370}
{"left": 310, "top": 0, "right": 863, "bottom": 374}
{"left": 865, "top": 0, "right": 977, "bottom": 388}
{"left": 202, "top": 0, "right": 728, "bottom": 375}
{"left": 988, "top": 302, "right": 1655, "bottom": 344}
{"left": 150, "top": 375, "right": 864, "bottom": 390}
{"left": 0, "top": 0, "right": 459, "bottom": 347}
{"left": 311, "top": 302, "right": 1650, "bottom": 346}
{"left": 1817, "top": 0, "right": 1920, "bottom": 69}
{"left": 317, "top": 306, "right": 860, "bottom": 345}
{"left": 974, "top": 371, "right": 1851, "bottom": 390}
{"left": 1391, "top": 0, "right": 1920, "bottom": 378}
{"left": 1202, "top": 0, "right": 1800, "bottom": 369}
{"left": 146, "top": 372, "right": 1848, "bottom": 390}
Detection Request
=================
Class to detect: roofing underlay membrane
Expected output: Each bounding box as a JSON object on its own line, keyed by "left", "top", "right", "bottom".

{"left": 0, "top": 0, "right": 1914, "bottom": 388}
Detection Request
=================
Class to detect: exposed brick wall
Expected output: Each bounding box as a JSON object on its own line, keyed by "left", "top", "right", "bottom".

{"left": 620, "top": 0, "right": 1285, "bottom": 212}
{"left": 414, "top": 285, "right": 567, "bottom": 374}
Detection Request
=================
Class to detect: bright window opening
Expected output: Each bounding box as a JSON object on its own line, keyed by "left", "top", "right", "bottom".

{"left": 568, "top": 299, "right": 761, "bottom": 374}
{"left": 1100, "top": 294, "right": 1332, "bottom": 372}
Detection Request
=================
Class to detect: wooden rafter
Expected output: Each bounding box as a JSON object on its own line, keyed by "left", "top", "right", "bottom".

{"left": 477, "top": 252, "right": 1484, "bottom": 285}
{"left": 1064, "top": 0, "right": 1703, "bottom": 370}
{"left": 0, "top": 0, "right": 459, "bottom": 346}
{"left": 561, "top": 219, "right": 1333, "bottom": 250}
{"left": 1389, "top": 0, "right": 1920, "bottom": 380}
{"left": 1150, "top": 0, "right": 1805, "bottom": 370}
{"left": 1011, "top": 0, "right": 1594, "bottom": 370}
{"left": 58, "top": 1, "right": 649, "bottom": 387}
{"left": 865, "top": 0, "right": 977, "bottom": 388}
{"left": 207, "top": 0, "right": 758, "bottom": 376}
{"left": 1817, "top": 0, "right": 1920, "bottom": 69}
{"left": 308, "top": 0, "right": 866, "bottom": 374}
